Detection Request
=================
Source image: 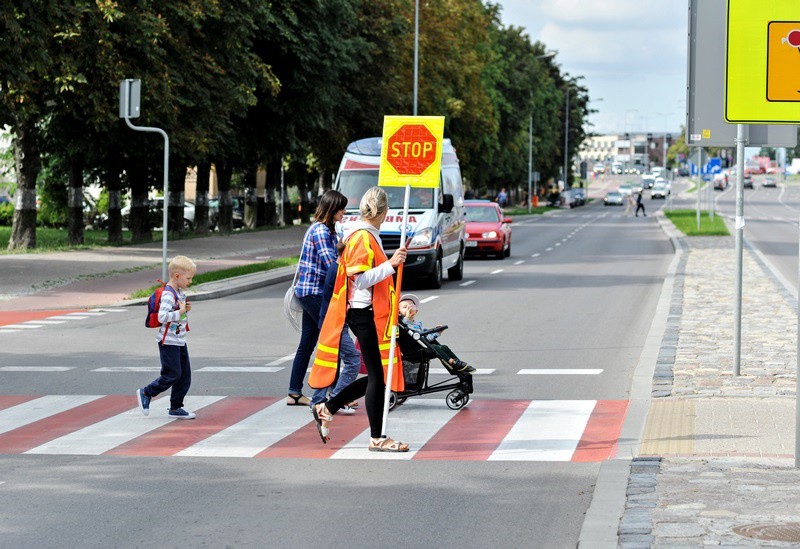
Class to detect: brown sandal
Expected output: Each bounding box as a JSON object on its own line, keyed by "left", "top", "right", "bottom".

{"left": 369, "top": 437, "right": 409, "bottom": 452}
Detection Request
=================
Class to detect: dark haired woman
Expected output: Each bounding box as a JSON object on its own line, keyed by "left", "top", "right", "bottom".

{"left": 286, "top": 190, "right": 349, "bottom": 406}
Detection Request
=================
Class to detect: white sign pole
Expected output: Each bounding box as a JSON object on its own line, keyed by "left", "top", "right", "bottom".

{"left": 380, "top": 184, "right": 411, "bottom": 438}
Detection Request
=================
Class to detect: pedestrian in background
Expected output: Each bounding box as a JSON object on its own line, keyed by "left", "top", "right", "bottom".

{"left": 309, "top": 186, "right": 409, "bottom": 452}
{"left": 136, "top": 255, "right": 197, "bottom": 419}
{"left": 496, "top": 187, "right": 508, "bottom": 208}
{"left": 635, "top": 190, "right": 646, "bottom": 217}
{"left": 624, "top": 192, "right": 634, "bottom": 217}
{"left": 286, "top": 190, "right": 348, "bottom": 406}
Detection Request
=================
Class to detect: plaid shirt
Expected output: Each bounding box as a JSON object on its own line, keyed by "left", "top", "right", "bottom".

{"left": 295, "top": 222, "right": 338, "bottom": 298}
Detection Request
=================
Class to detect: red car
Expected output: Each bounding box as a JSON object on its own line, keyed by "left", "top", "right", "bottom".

{"left": 464, "top": 201, "right": 512, "bottom": 259}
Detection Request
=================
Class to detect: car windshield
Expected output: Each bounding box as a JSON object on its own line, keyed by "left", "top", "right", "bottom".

{"left": 619, "top": 184, "right": 632, "bottom": 190}
{"left": 465, "top": 206, "right": 500, "bottom": 222}
{"left": 607, "top": 192, "right": 621, "bottom": 197}
{"left": 337, "top": 170, "right": 434, "bottom": 209}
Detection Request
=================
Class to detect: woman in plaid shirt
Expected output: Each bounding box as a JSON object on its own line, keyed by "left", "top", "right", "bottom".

{"left": 287, "top": 190, "right": 349, "bottom": 406}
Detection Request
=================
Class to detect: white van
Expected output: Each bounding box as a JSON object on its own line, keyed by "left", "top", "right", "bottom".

{"left": 334, "top": 137, "right": 466, "bottom": 288}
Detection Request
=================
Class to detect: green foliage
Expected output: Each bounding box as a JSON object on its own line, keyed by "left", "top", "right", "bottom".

{"left": 0, "top": 202, "right": 13, "bottom": 225}
{"left": 665, "top": 209, "right": 730, "bottom": 236}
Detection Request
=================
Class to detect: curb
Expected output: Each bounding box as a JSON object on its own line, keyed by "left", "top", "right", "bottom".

{"left": 577, "top": 212, "right": 685, "bottom": 548}
{"left": 113, "top": 265, "right": 296, "bottom": 307}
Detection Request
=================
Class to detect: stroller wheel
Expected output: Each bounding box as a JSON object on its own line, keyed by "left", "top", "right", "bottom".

{"left": 388, "top": 391, "right": 398, "bottom": 411}
{"left": 446, "top": 390, "right": 469, "bottom": 410}
{"left": 396, "top": 397, "right": 407, "bottom": 407}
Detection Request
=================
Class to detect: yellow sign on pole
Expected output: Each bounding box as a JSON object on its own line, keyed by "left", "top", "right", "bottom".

{"left": 726, "top": 0, "right": 800, "bottom": 123}
{"left": 378, "top": 115, "right": 445, "bottom": 188}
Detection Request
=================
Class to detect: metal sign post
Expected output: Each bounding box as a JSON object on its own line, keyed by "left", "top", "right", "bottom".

{"left": 696, "top": 148, "right": 702, "bottom": 231}
{"left": 733, "top": 124, "right": 746, "bottom": 377}
{"left": 119, "top": 79, "right": 170, "bottom": 282}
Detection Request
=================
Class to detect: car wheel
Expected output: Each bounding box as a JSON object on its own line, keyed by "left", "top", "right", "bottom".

{"left": 447, "top": 248, "right": 464, "bottom": 281}
{"left": 428, "top": 254, "right": 443, "bottom": 289}
{"left": 503, "top": 240, "right": 511, "bottom": 258}
{"left": 183, "top": 219, "right": 193, "bottom": 232}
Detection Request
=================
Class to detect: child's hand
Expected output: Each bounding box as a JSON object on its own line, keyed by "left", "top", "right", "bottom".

{"left": 179, "top": 300, "right": 187, "bottom": 315}
{"left": 184, "top": 299, "right": 192, "bottom": 313}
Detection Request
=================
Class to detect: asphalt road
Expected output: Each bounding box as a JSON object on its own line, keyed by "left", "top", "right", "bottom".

{"left": 0, "top": 196, "right": 674, "bottom": 548}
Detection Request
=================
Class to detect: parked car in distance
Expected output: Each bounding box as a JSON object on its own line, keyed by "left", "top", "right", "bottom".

{"left": 593, "top": 163, "right": 606, "bottom": 174}
{"left": 762, "top": 177, "right": 777, "bottom": 188}
{"left": 208, "top": 196, "right": 244, "bottom": 229}
{"left": 744, "top": 174, "right": 754, "bottom": 189}
{"left": 464, "top": 201, "right": 512, "bottom": 259}
{"left": 120, "top": 198, "right": 195, "bottom": 231}
{"left": 570, "top": 188, "right": 586, "bottom": 207}
{"left": 618, "top": 183, "right": 634, "bottom": 196}
{"left": 678, "top": 166, "right": 690, "bottom": 177}
{"left": 641, "top": 173, "right": 656, "bottom": 188}
{"left": 651, "top": 182, "right": 670, "bottom": 199}
{"left": 604, "top": 190, "right": 624, "bottom": 206}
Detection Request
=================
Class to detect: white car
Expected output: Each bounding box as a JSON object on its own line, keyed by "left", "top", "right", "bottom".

{"left": 651, "top": 182, "right": 670, "bottom": 199}
{"left": 121, "top": 198, "right": 196, "bottom": 231}
{"left": 641, "top": 173, "right": 656, "bottom": 188}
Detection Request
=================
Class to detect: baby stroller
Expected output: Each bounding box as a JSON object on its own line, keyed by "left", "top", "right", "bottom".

{"left": 388, "top": 321, "right": 474, "bottom": 411}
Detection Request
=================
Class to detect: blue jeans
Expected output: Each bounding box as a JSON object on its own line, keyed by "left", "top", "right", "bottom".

{"left": 145, "top": 343, "right": 191, "bottom": 410}
{"left": 288, "top": 294, "right": 322, "bottom": 395}
{"left": 311, "top": 324, "right": 361, "bottom": 405}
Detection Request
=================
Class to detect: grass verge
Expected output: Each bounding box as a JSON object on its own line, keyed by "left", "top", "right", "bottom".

{"left": 665, "top": 209, "right": 729, "bottom": 236}
{"left": 128, "top": 257, "right": 298, "bottom": 299}
{"left": 505, "top": 206, "right": 559, "bottom": 216}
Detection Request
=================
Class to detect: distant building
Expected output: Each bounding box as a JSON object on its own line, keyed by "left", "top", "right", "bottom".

{"left": 579, "top": 133, "right": 670, "bottom": 172}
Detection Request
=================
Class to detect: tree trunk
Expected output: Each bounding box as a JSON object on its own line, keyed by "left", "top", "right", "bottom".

{"left": 168, "top": 161, "right": 186, "bottom": 237}
{"left": 216, "top": 161, "right": 233, "bottom": 234}
{"left": 265, "top": 159, "right": 280, "bottom": 227}
{"left": 8, "top": 120, "right": 40, "bottom": 251}
{"left": 244, "top": 164, "right": 257, "bottom": 230}
{"left": 67, "top": 155, "right": 85, "bottom": 246}
{"left": 193, "top": 162, "right": 211, "bottom": 234}
{"left": 106, "top": 153, "right": 123, "bottom": 244}
{"left": 128, "top": 159, "right": 152, "bottom": 243}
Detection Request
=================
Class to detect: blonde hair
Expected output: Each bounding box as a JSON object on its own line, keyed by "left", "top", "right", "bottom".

{"left": 169, "top": 255, "right": 197, "bottom": 275}
{"left": 359, "top": 187, "right": 388, "bottom": 220}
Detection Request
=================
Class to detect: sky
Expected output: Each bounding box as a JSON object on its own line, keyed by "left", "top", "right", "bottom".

{"left": 497, "top": 0, "right": 687, "bottom": 136}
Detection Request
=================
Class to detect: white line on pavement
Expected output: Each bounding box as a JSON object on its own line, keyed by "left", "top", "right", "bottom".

{"left": 1, "top": 325, "right": 43, "bottom": 329}
{"left": 545, "top": 248, "right": 553, "bottom": 252}
{"left": 490, "top": 269, "right": 504, "bottom": 275}
{"left": 0, "top": 367, "right": 75, "bottom": 372}
{"left": 459, "top": 280, "right": 476, "bottom": 287}
{"left": 67, "top": 312, "right": 106, "bottom": 317}
{"left": 26, "top": 320, "right": 66, "bottom": 325}
{"left": 46, "top": 315, "right": 88, "bottom": 320}
{"left": 428, "top": 367, "right": 495, "bottom": 375}
{"left": 0, "top": 330, "right": 20, "bottom": 334}
{"left": 266, "top": 354, "right": 296, "bottom": 366}
{"left": 92, "top": 367, "right": 160, "bottom": 372}
{"left": 196, "top": 367, "right": 284, "bottom": 373}
{"left": 420, "top": 296, "right": 439, "bottom": 304}
{"left": 514, "top": 260, "right": 524, "bottom": 265}
{"left": 532, "top": 253, "right": 541, "bottom": 258}
{"left": 517, "top": 369, "right": 603, "bottom": 375}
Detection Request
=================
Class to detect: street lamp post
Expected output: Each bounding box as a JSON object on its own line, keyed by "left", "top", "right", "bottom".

{"left": 413, "top": 0, "right": 419, "bottom": 115}
{"left": 528, "top": 51, "right": 557, "bottom": 213}
{"left": 563, "top": 88, "right": 570, "bottom": 188}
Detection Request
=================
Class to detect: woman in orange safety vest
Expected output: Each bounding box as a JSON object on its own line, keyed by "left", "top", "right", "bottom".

{"left": 309, "top": 186, "right": 409, "bottom": 452}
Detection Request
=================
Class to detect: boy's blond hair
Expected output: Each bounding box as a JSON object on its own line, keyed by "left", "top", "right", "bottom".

{"left": 169, "top": 255, "right": 197, "bottom": 275}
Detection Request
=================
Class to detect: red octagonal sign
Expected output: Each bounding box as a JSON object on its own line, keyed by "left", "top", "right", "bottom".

{"left": 386, "top": 124, "right": 438, "bottom": 175}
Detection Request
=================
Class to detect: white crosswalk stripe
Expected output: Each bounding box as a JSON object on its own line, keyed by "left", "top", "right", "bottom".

{"left": 0, "top": 395, "right": 102, "bottom": 435}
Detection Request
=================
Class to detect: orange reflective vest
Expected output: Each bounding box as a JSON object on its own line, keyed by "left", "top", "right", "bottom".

{"left": 309, "top": 228, "right": 404, "bottom": 392}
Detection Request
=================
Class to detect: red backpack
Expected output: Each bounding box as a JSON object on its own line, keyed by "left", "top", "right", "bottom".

{"left": 145, "top": 283, "right": 179, "bottom": 328}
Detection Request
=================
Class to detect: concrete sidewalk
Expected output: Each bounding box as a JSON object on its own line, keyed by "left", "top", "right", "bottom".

{"left": 618, "top": 229, "right": 800, "bottom": 547}
{"left": 0, "top": 226, "right": 308, "bottom": 311}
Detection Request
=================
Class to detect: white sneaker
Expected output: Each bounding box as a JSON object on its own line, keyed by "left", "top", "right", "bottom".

{"left": 338, "top": 405, "right": 356, "bottom": 415}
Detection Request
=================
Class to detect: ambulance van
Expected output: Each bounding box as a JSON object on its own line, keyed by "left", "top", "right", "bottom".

{"left": 334, "top": 137, "right": 466, "bottom": 288}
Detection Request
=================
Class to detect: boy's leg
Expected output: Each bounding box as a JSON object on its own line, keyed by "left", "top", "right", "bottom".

{"left": 168, "top": 345, "right": 192, "bottom": 411}
{"left": 144, "top": 343, "right": 183, "bottom": 398}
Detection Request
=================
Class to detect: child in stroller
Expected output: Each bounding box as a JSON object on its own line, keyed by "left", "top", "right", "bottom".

{"left": 398, "top": 294, "right": 476, "bottom": 374}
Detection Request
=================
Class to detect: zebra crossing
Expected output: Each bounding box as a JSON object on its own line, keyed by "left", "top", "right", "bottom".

{"left": 0, "top": 394, "right": 628, "bottom": 461}
{"left": 0, "top": 308, "right": 127, "bottom": 334}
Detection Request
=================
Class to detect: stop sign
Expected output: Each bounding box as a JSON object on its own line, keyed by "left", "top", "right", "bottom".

{"left": 386, "top": 124, "right": 438, "bottom": 175}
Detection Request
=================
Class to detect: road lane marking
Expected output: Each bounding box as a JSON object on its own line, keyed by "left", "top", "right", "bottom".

{"left": 514, "top": 260, "right": 524, "bottom": 265}
{"left": 546, "top": 248, "right": 553, "bottom": 252}
{"left": 46, "top": 315, "right": 88, "bottom": 320}
{"left": 67, "top": 312, "right": 106, "bottom": 317}
{"left": 92, "top": 367, "right": 160, "bottom": 372}
{"left": 0, "top": 325, "right": 43, "bottom": 329}
{"left": 196, "top": 367, "right": 284, "bottom": 373}
{"left": 490, "top": 269, "right": 504, "bottom": 274}
{"left": 459, "top": 280, "right": 476, "bottom": 287}
{"left": 420, "top": 296, "right": 439, "bottom": 304}
{"left": 518, "top": 369, "right": 604, "bottom": 375}
{"left": 0, "top": 367, "right": 74, "bottom": 372}
{"left": 428, "top": 368, "right": 495, "bottom": 375}
{"left": 266, "top": 354, "right": 295, "bottom": 366}
{"left": 532, "top": 253, "right": 541, "bottom": 258}
{"left": 0, "top": 330, "right": 21, "bottom": 334}
{"left": 555, "top": 242, "right": 561, "bottom": 246}
{"left": 90, "top": 308, "right": 127, "bottom": 313}
{"left": 26, "top": 320, "right": 66, "bottom": 325}
{"left": 561, "top": 238, "right": 568, "bottom": 242}
{"left": 488, "top": 400, "right": 596, "bottom": 461}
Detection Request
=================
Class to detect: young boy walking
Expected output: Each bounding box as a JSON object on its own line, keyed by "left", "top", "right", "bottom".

{"left": 136, "top": 255, "right": 197, "bottom": 419}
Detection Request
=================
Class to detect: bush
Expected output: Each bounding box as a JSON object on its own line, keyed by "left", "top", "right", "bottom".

{"left": 0, "top": 202, "right": 13, "bottom": 226}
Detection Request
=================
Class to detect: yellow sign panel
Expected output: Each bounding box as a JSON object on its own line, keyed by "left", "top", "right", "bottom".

{"left": 378, "top": 115, "right": 445, "bottom": 188}
{"left": 726, "top": 0, "right": 800, "bottom": 122}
